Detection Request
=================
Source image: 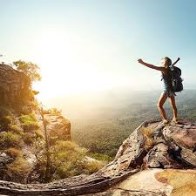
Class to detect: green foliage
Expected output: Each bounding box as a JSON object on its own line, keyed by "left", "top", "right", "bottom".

{"left": 22, "top": 122, "right": 39, "bottom": 131}
{"left": 72, "top": 120, "right": 135, "bottom": 158}
{"left": 71, "top": 90, "right": 196, "bottom": 158}
{"left": 0, "top": 131, "right": 22, "bottom": 149}
{"left": 7, "top": 156, "right": 32, "bottom": 183}
{"left": 35, "top": 141, "right": 104, "bottom": 181}
{"left": 47, "top": 108, "right": 62, "bottom": 115}
{"left": 88, "top": 152, "right": 112, "bottom": 162}
{"left": 19, "top": 113, "right": 36, "bottom": 123}
{"left": 19, "top": 114, "right": 39, "bottom": 131}
{"left": 49, "top": 141, "right": 87, "bottom": 179}
{"left": 9, "top": 124, "right": 23, "bottom": 135}
{"left": 82, "top": 159, "right": 105, "bottom": 174}
{"left": 13, "top": 60, "right": 41, "bottom": 82}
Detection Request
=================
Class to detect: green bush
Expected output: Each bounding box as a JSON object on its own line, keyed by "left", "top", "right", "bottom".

{"left": 19, "top": 113, "right": 36, "bottom": 124}
{"left": 19, "top": 114, "right": 39, "bottom": 131}
{"left": 82, "top": 159, "right": 104, "bottom": 174}
{"left": 0, "top": 131, "right": 22, "bottom": 149}
{"left": 48, "top": 108, "right": 62, "bottom": 115}
{"left": 9, "top": 124, "right": 23, "bottom": 135}
{"left": 7, "top": 156, "right": 32, "bottom": 183}
{"left": 22, "top": 122, "right": 39, "bottom": 131}
{"left": 88, "top": 152, "right": 112, "bottom": 162}
{"left": 36, "top": 141, "right": 104, "bottom": 181}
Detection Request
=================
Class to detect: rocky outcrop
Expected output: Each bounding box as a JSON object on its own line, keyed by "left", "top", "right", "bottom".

{"left": 108, "top": 168, "right": 196, "bottom": 196}
{"left": 0, "top": 63, "right": 31, "bottom": 106}
{"left": 0, "top": 120, "right": 195, "bottom": 195}
{"left": 44, "top": 114, "right": 71, "bottom": 142}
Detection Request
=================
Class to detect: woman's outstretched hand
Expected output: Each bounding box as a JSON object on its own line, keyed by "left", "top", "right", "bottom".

{"left": 138, "top": 59, "right": 144, "bottom": 64}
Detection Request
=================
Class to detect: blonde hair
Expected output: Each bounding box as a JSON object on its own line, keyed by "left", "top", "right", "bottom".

{"left": 164, "top": 57, "right": 172, "bottom": 68}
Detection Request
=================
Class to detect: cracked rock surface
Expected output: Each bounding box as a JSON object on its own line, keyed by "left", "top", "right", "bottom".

{"left": 0, "top": 120, "right": 195, "bottom": 195}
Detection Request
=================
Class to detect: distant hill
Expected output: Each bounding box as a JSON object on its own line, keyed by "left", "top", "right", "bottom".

{"left": 44, "top": 89, "right": 196, "bottom": 157}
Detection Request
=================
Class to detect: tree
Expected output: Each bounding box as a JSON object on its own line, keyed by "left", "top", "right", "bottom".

{"left": 13, "top": 60, "right": 41, "bottom": 82}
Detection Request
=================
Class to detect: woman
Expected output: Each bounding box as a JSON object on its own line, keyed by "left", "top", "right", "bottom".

{"left": 138, "top": 57, "right": 180, "bottom": 124}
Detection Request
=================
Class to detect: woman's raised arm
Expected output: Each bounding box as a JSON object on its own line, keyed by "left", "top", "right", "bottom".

{"left": 138, "top": 59, "right": 164, "bottom": 72}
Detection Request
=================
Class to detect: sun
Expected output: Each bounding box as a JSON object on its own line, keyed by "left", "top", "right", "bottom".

{"left": 32, "top": 29, "right": 107, "bottom": 100}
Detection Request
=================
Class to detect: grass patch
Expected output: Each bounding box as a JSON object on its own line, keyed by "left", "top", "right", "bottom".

{"left": 82, "top": 159, "right": 105, "bottom": 174}
{"left": 19, "top": 114, "right": 39, "bottom": 131}
{"left": 88, "top": 152, "right": 112, "bottom": 162}
{"left": 9, "top": 124, "right": 23, "bottom": 135}
{"left": 0, "top": 131, "right": 22, "bottom": 149}
{"left": 7, "top": 156, "right": 32, "bottom": 183}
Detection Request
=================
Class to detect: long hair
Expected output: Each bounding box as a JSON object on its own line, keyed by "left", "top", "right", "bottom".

{"left": 164, "top": 57, "right": 172, "bottom": 68}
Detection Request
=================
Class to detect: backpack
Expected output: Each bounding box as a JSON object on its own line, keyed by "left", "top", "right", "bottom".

{"left": 169, "top": 66, "right": 183, "bottom": 92}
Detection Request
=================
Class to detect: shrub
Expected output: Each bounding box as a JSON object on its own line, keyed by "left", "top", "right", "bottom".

{"left": 9, "top": 124, "right": 23, "bottom": 135}
{"left": 22, "top": 122, "right": 39, "bottom": 131}
{"left": 19, "top": 114, "right": 39, "bottom": 131}
{"left": 0, "top": 131, "right": 22, "bottom": 149}
{"left": 7, "top": 156, "right": 32, "bottom": 183}
{"left": 36, "top": 141, "right": 87, "bottom": 180}
{"left": 19, "top": 113, "right": 36, "bottom": 124}
{"left": 43, "top": 141, "right": 105, "bottom": 180}
{"left": 48, "top": 108, "right": 62, "bottom": 115}
{"left": 82, "top": 159, "right": 105, "bottom": 174}
{"left": 88, "top": 152, "right": 112, "bottom": 162}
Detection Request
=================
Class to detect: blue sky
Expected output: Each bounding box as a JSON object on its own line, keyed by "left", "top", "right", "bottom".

{"left": 0, "top": 0, "right": 196, "bottom": 99}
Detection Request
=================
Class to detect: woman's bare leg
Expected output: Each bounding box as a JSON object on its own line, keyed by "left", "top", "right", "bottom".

{"left": 157, "top": 92, "right": 168, "bottom": 121}
{"left": 169, "top": 96, "right": 178, "bottom": 122}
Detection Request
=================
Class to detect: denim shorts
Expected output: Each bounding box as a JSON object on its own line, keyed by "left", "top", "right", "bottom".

{"left": 163, "top": 89, "right": 176, "bottom": 97}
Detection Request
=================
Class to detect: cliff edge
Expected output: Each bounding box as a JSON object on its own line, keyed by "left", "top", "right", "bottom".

{"left": 0, "top": 120, "right": 195, "bottom": 195}
{"left": 0, "top": 63, "right": 72, "bottom": 183}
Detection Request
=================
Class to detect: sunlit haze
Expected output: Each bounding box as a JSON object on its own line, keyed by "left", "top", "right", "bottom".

{"left": 1, "top": 0, "right": 196, "bottom": 102}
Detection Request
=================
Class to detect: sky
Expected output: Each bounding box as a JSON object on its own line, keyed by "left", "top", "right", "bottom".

{"left": 0, "top": 0, "right": 196, "bottom": 101}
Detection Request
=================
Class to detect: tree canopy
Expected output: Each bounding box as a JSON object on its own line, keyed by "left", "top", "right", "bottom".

{"left": 13, "top": 60, "right": 41, "bottom": 82}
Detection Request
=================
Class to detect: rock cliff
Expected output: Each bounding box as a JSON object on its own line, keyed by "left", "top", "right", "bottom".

{"left": 0, "top": 120, "right": 195, "bottom": 195}
{"left": 44, "top": 114, "right": 71, "bottom": 142}
{"left": 0, "top": 63, "right": 32, "bottom": 107}
{"left": 0, "top": 63, "right": 71, "bottom": 183}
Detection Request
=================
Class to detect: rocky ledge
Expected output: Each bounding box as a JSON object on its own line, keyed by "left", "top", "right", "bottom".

{"left": 0, "top": 120, "right": 195, "bottom": 195}
{"left": 0, "top": 63, "right": 31, "bottom": 106}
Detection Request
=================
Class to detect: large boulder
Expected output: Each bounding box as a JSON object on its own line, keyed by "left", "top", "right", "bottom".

{"left": 0, "top": 120, "right": 195, "bottom": 195}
